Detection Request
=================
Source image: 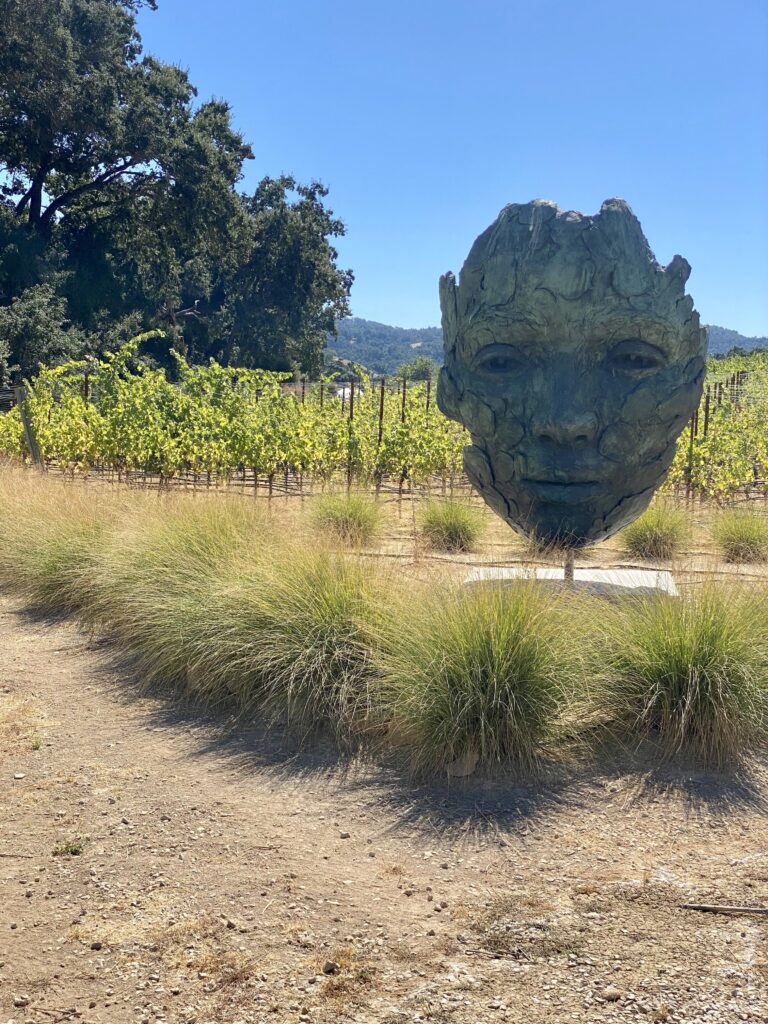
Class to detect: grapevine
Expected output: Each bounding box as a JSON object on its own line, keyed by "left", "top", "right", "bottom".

{"left": 2, "top": 340, "right": 767, "bottom": 498}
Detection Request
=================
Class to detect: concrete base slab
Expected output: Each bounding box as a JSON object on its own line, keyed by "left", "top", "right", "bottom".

{"left": 465, "top": 566, "right": 678, "bottom": 598}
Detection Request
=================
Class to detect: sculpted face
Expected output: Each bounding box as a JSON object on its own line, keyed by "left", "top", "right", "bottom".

{"left": 437, "top": 199, "right": 707, "bottom": 548}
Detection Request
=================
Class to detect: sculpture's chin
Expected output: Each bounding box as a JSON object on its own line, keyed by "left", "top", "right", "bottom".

{"left": 514, "top": 488, "right": 658, "bottom": 550}
{"left": 463, "top": 442, "right": 673, "bottom": 549}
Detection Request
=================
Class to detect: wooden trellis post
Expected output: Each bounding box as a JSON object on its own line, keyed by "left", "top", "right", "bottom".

{"left": 13, "top": 386, "right": 42, "bottom": 466}
{"left": 377, "top": 378, "right": 386, "bottom": 446}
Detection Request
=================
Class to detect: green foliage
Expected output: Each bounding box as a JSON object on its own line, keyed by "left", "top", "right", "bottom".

{"left": 376, "top": 583, "right": 573, "bottom": 775}
{"left": 395, "top": 355, "right": 439, "bottom": 382}
{"left": 0, "top": 0, "right": 350, "bottom": 376}
{"left": 328, "top": 318, "right": 444, "bottom": 376}
{"left": 7, "top": 349, "right": 768, "bottom": 504}
{"left": 0, "top": 333, "right": 9, "bottom": 384}
{"left": 419, "top": 499, "right": 485, "bottom": 552}
{"left": 212, "top": 178, "right": 353, "bottom": 375}
{"left": 620, "top": 503, "right": 689, "bottom": 560}
{"left": 592, "top": 588, "right": 768, "bottom": 766}
{"left": 310, "top": 493, "right": 383, "bottom": 545}
{"left": 52, "top": 838, "right": 86, "bottom": 857}
{"left": 0, "top": 407, "right": 24, "bottom": 456}
{"left": 223, "top": 546, "right": 383, "bottom": 741}
{"left": 0, "top": 284, "right": 84, "bottom": 380}
{"left": 712, "top": 506, "right": 768, "bottom": 563}
{"left": 667, "top": 362, "right": 768, "bottom": 498}
{"left": 0, "top": 339, "right": 467, "bottom": 484}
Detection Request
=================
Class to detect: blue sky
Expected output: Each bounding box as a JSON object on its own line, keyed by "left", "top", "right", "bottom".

{"left": 138, "top": 0, "right": 768, "bottom": 335}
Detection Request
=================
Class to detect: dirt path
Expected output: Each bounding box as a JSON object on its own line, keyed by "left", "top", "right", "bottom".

{"left": 1, "top": 593, "right": 767, "bottom": 1024}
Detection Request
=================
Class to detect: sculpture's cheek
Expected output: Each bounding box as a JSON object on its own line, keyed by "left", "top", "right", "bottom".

{"left": 463, "top": 444, "right": 519, "bottom": 523}
{"left": 463, "top": 444, "right": 493, "bottom": 489}
{"left": 490, "top": 449, "right": 521, "bottom": 485}
{"left": 599, "top": 421, "right": 649, "bottom": 462}
{"left": 496, "top": 412, "right": 526, "bottom": 450}
{"left": 621, "top": 382, "right": 661, "bottom": 422}
{"left": 459, "top": 389, "right": 498, "bottom": 437}
{"left": 656, "top": 380, "right": 701, "bottom": 427}
{"left": 436, "top": 366, "right": 462, "bottom": 422}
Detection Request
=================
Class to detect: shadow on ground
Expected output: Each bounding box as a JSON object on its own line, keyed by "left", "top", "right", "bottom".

{"left": 15, "top": 602, "right": 768, "bottom": 841}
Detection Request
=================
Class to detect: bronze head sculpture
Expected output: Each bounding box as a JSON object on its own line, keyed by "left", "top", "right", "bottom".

{"left": 437, "top": 198, "right": 707, "bottom": 548}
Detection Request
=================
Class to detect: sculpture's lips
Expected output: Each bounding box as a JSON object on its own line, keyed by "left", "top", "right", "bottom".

{"left": 520, "top": 478, "right": 603, "bottom": 503}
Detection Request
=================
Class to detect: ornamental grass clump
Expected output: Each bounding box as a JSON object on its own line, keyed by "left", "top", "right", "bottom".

{"left": 376, "top": 582, "right": 574, "bottom": 776}
{"left": 594, "top": 586, "right": 768, "bottom": 766}
{"left": 83, "top": 497, "right": 266, "bottom": 690}
{"left": 620, "top": 503, "right": 689, "bottom": 560}
{"left": 0, "top": 469, "right": 118, "bottom": 613}
{"left": 712, "top": 506, "right": 768, "bottom": 563}
{"left": 209, "top": 544, "right": 383, "bottom": 741}
{"left": 309, "top": 493, "right": 383, "bottom": 546}
{"left": 419, "top": 498, "right": 486, "bottom": 553}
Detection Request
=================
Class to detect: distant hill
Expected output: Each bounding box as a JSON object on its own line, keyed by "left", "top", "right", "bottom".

{"left": 329, "top": 318, "right": 768, "bottom": 374}
{"left": 706, "top": 325, "right": 768, "bottom": 356}
{"left": 326, "top": 318, "right": 443, "bottom": 375}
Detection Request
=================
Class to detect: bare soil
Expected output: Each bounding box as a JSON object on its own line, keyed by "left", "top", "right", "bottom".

{"left": 1, "top": 593, "right": 767, "bottom": 1024}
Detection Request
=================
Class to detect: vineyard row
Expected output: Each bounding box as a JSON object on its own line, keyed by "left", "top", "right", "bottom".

{"left": 1, "top": 335, "right": 767, "bottom": 498}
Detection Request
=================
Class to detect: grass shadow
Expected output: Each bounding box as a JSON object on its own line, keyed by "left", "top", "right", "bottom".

{"left": 9, "top": 600, "right": 768, "bottom": 844}
{"left": 91, "top": 632, "right": 768, "bottom": 840}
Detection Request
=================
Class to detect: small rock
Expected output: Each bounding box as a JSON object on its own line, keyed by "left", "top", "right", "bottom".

{"left": 13, "top": 773, "right": 25, "bottom": 780}
{"left": 323, "top": 960, "right": 340, "bottom": 975}
{"left": 90, "top": 941, "right": 102, "bottom": 951}
{"left": 339, "top": 831, "right": 351, "bottom": 840}
{"left": 13, "top": 996, "right": 30, "bottom": 1008}
{"left": 602, "top": 985, "right": 624, "bottom": 1002}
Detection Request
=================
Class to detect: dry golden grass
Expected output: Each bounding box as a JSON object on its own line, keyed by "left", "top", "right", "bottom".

{"left": 2, "top": 465, "right": 768, "bottom": 776}
{"left": 0, "top": 693, "right": 46, "bottom": 754}
{"left": 312, "top": 943, "right": 377, "bottom": 1005}
{"left": 187, "top": 946, "right": 257, "bottom": 985}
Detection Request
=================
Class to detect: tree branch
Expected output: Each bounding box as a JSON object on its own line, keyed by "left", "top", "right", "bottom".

{"left": 15, "top": 186, "right": 33, "bottom": 214}
{"left": 38, "top": 159, "right": 139, "bottom": 227}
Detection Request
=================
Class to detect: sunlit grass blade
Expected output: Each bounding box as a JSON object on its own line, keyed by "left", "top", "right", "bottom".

{"left": 418, "top": 498, "right": 486, "bottom": 552}
{"left": 620, "top": 502, "right": 689, "bottom": 560}
{"left": 592, "top": 585, "right": 768, "bottom": 766}
{"left": 309, "top": 492, "right": 383, "bottom": 546}
{"left": 712, "top": 505, "right": 768, "bottom": 563}
{"left": 376, "top": 581, "right": 575, "bottom": 776}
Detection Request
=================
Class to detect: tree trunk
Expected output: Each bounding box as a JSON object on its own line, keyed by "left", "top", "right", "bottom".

{"left": 27, "top": 167, "right": 48, "bottom": 228}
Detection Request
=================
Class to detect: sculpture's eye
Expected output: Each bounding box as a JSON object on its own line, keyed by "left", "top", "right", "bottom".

{"left": 608, "top": 340, "right": 667, "bottom": 375}
{"left": 472, "top": 344, "right": 524, "bottom": 376}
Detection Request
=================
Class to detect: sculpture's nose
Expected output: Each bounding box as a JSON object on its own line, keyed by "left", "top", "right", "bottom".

{"left": 531, "top": 406, "right": 598, "bottom": 447}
